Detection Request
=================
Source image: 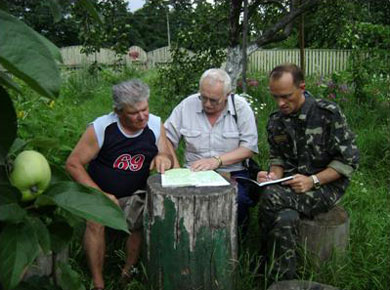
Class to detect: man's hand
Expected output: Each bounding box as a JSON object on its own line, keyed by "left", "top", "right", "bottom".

{"left": 150, "top": 153, "right": 172, "bottom": 174}
{"left": 190, "top": 158, "right": 219, "bottom": 171}
{"left": 257, "top": 171, "right": 277, "bottom": 182}
{"left": 283, "top": 174, "right": 314, "bottom": 194}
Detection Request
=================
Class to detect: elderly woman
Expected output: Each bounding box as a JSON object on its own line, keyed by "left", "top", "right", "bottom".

{"left": 164, "top": 68, "right": 259, "bottom": 233}
{"left": 66, "top": 79, "right": 174, "bottom": 290}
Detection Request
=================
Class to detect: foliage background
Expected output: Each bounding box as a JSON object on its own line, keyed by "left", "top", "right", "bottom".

{"left": 9, "top": 63, "right": 389, "bottom": 290}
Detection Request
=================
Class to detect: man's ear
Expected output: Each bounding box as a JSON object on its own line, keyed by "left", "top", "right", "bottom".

{"left": 299, "top": 82, "right": 306, "bottom": 90}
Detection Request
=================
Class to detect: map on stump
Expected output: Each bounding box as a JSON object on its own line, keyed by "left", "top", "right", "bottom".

{"left": 161, "top": 168, "right": 230, "bottom": 187}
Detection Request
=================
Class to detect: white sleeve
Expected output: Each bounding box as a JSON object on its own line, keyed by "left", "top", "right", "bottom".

{"left": 148, "top": 114, "right": 161, "bottom": 145}
{"left": 90, "top": 113, "right": 117, "bottom": 148}
{"left": 164, "top": 103, "right": 184, "bottom": 149}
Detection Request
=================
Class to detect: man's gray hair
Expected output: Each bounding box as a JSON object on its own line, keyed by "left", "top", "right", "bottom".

{"left": 199, "top": 68, "right": 232, "bottom": 96}
{"left": 112, "top": 79, "right": 150, "bottom": 112}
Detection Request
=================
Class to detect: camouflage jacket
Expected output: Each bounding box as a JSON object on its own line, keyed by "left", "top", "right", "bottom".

{"left": 267, "top": 92, "right": 359, "bottom": 190}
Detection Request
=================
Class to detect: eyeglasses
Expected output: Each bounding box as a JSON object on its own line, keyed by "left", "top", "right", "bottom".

{"left": 198, "top": 94, "right": 224, "bottom": 106}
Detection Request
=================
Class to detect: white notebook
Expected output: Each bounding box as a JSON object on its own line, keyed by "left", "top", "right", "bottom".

{"left": 234, "top": 175, "right": 294, "bottom": 187}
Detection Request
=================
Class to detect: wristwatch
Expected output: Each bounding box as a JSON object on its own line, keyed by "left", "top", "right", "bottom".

{"left": 213, "top": 156, "right": 223, "bottom": 168}
{"left": 311, "top": 175, "right": 321, "bottom": 190}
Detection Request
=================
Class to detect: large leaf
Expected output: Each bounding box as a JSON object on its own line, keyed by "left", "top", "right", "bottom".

{"left": 46, "top": 0, "right": 62, "bottom": 23}
{"left": 57, "top": 262, "right": 86, "bottom": 290}
{"left": 49, "top": 163, "right": 71, "bottom": 185}
{"left": 46, "top": 182, "right": 128, "bottom": 233}
{"left": 0, "top": 184, "right": 25, "bottom": 222}
{"left": 0, "top": 223, "right": 40, "bottom": 290}
{"left": 47, "top": 221, "right": 73, "bottom": 253}
{"left": 0, "top": 10, "right": 61, "bottom": 98}
{"left": 0, "top": 86, "right": 17, "bottom": 165}
{"left": 28, "top": 217, "right": 51, "bottom": 255}
{"left": 79, "top": 0, "right": 104, "bottom": 25}
{"left": 34, "top": 32, "right": 63, "bottom": 64}
{"left": 14, "top": 276, "right": 55, "bottom": 290}
{"left": 0, "top": 71, "right": 21, "bottom": 94}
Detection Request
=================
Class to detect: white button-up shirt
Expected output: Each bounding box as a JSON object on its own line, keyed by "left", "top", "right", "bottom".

{"left": 164, "top": 93, "right": 259, "bottom": 172}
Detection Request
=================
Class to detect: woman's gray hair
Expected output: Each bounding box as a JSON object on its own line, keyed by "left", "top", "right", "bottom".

{"left": 199, "top": 68, "right": 232, "bottom": 96}
{"left": 112, "top": 79, "right": 150, "bottom": 112}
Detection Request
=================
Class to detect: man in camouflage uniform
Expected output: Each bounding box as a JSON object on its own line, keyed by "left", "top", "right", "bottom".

{"left": 257, "top": 64, "right": 359, "bottom": 280}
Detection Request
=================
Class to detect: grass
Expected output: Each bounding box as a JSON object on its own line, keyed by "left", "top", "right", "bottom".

{"left": 11, "top": 66, "right": 390, "bottom": 290}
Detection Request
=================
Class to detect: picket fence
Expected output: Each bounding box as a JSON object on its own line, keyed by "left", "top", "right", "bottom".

{"left": 60, "top": 45, "right": 354, "bottom": 76}
{"left": 248, "top": 49, "right": 352, "bottom": 76}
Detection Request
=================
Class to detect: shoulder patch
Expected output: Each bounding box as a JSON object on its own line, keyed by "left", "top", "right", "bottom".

{"left": 316, "top": 99, "right": 339, "bottom": 114}
{"left": 269, "top": 110, "right": 280, "bottom": 119}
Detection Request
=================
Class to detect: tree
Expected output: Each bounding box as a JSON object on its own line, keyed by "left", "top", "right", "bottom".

{"left": 158, "top": 0, "right": 321, "bottom": 99}
{"left": 225, "top": 0, "right": 321, "bottom": 88}
{"left": 3, "top": 0, "right": 80, "bottom": 47}
{"left": 304, "top": 0, "right": 390, "bottom": 49}
{"left": 72, "top": 0, "right": 132, "bottom": 59}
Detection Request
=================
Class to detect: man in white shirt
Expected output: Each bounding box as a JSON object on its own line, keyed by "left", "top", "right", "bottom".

{"left": 164, "top": 68, "right": 259, "bottom": 232}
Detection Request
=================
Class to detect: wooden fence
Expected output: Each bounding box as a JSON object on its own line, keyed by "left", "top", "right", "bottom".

{"left": 59, "top": 46, "right": 358, "bottom": 76}
{"left": 248, "top": 49, "right": 352, "bottom": 76}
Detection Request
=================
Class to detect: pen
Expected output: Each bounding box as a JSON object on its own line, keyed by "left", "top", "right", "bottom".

{"left": 266, "top": 166, "right": 270, "bottom": 181}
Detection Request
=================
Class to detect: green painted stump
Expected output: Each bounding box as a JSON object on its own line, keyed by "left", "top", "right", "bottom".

{"left": 144, "top": 174, "right": 237, "bottom": 290}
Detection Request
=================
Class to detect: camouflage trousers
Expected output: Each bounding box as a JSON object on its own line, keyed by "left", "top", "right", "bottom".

{"left": 258, "top": 183, "right": 344, "bottom": 280}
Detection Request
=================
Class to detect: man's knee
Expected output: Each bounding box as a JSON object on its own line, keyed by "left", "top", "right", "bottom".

{"left": 85, "top": 221, "right": 105, "bottom": 235}
{"left": 259, "top": 185, "right": 285, "bottom": 210}
{"left": 276, "top": 209, "right": 300, "bottom": 228}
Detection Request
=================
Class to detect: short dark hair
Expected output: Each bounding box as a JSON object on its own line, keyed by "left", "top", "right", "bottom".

{"left": 269, "top": 63, "right": 304, "bottom": 88}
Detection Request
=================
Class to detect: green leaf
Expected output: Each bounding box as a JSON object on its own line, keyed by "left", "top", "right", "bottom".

{"left": 46, "top": 0, "right": 62, "bottom": 23}
{"left": 0, "top": 10, "right": 61, "bottom": 98}
{"left": 34, "top": 194, "right": 56, "bottom": 207}
{"left": 14, "top": 276, "right": 55, "bottom": 290}
{"left": 57, "top": 262, "right": 86, "bottom": 290}
{"left": 80, "top": 0, "right": 104, "bottom": 25}
{"left": 0, "top": 184, "right": 25, "bottom": 222}
{"left": 48, "top": 221, "right": 73, "bottom": 253}
{"left": 0, "top": 223, "right": 40, "bottom": 290}
{"left": 0, "top": 71, "right": 21, "bottom": 94}
{"left": 0, "top": 86, "right": 17, "bottom": 165}
{"left": 28, "top": 217, "right": 51, "bottom": 255}
{"left": 8, "top": 138, "right": 27, "bottom": 158}
{"left": 33, "top": 32, "right": 63, "bottom": 64}
{"left": 49, "top": 163, "right": 71, "bottom": 185}
{"left": 46, "top": 181, "right": 128, "bottom": 233}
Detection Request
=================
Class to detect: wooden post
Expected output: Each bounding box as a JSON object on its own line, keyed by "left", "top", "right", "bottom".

{"left": 298, "top": 205, "right": 349, "bottom": 262}
{"left": 144, "top": 175, "right": 237, "bottom": 290}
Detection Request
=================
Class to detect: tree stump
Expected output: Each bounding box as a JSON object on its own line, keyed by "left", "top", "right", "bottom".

{"left": 144, "top": 174, "right": 237, "bottom": 290}
{"left": 298, "top": 205, "right": 349, "bottom": 262}
{"left": 268, "top": 279, "right": 341, "bottom": 290}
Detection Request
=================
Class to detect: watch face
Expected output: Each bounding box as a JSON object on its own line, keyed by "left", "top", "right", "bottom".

{"left": 312, "top": 175, "right": 320, "bottom": 189}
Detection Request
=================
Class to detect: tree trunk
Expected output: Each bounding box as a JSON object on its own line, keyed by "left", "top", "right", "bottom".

{"left": 224, "top": 44, "right": 259, "bottom": 91}
{"left": 144, "top": 175, "right": 237, "bottom": 290}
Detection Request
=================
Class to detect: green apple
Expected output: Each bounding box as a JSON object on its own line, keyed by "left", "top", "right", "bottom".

{"left": 10, "top": 150, "right": 51, "bottom": 201}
